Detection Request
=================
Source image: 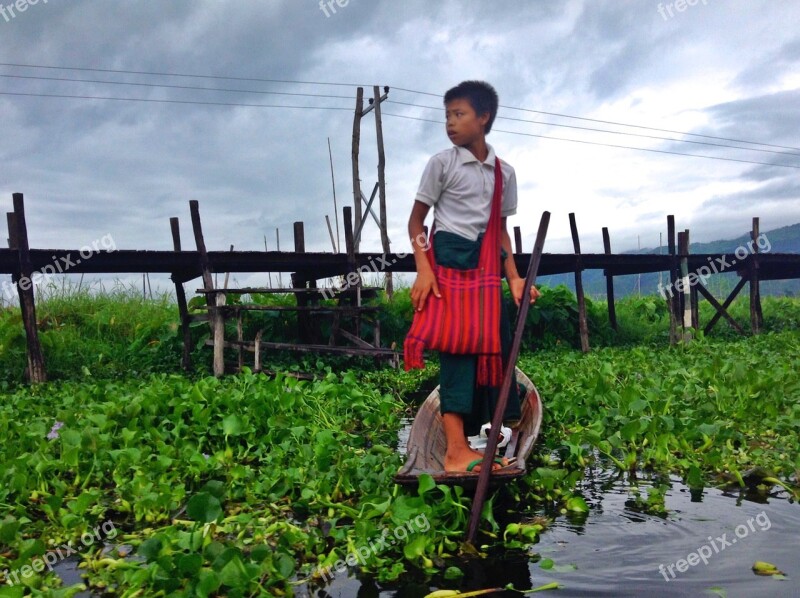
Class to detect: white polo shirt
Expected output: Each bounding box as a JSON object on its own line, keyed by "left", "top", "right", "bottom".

{"left": 414, "top": 144, "right": 518, "bottom": 241}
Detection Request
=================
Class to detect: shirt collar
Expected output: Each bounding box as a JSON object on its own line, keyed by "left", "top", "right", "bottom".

{"left": 455, "top": 143, "right": 496, "bottom": 166}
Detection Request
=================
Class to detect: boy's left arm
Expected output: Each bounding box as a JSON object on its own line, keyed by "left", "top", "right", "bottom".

{"left": 501, "top": 217, "right": 540, "bottom": 306}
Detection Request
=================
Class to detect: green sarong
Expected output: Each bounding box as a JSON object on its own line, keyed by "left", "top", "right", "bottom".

{"left": 433, "top": 230, "right": 522, "bottom": 437}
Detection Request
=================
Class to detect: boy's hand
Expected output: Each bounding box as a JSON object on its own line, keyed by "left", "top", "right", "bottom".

{"left": 509, "top": 277, "right": 540, "bottom": 307}
{"left": 411, "top": 270, "right": 441, "bottom": 312}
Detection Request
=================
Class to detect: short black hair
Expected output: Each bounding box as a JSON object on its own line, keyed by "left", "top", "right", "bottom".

{"left": 443, "top": 80, "right": 499, "bottom": 134}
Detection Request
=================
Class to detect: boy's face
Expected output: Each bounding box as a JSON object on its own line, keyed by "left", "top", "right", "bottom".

{"left": 445, "top": 98, "right": 490, "bottom": 147}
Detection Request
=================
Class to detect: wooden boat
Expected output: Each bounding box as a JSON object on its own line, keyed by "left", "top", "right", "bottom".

{"left": 394, "top": 367, "right": 543, "bottom": 486}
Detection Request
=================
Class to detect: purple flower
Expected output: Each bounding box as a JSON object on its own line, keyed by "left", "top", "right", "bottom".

{"left": 47, "top": 421, "right": 64, "bottom": 440}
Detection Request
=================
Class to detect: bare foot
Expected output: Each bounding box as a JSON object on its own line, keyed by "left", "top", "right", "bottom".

{"left": 444, "top": 447, "right": 502, "bottom": 473}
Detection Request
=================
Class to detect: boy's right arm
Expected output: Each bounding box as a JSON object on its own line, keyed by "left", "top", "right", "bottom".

{"left": 408, "top": 200, "right": 440, "bottom": 312}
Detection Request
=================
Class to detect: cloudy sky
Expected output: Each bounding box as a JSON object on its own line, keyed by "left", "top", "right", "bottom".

{"left": 1, "top": 0, "right": 798, "bottom": 291}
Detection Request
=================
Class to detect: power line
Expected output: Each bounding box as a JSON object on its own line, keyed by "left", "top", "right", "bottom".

{"left": 382, "top": 112, "right": 800, "bottom": 170}
{"left": 0, "top": 62, "right": 372, "bottom": 89}
{"left": 391, "top": 86, "right": 800, "bottom": 153}
{"left": 386, "top": 100, "right": 800, "bottom": 157}
{"left": 3, "top": 62, "right": 797, "bottom": 165}
{"left": 0, "top": 73, "right": 354, "bottom": 100}
{"left": 0, "top": 91, "right": 352, "bottom": 111}
{"left": 3, "top": 87, "right": 797, "bottom": 169}
{"left": 3, "top": 61, "right": 796, "bottom": 153}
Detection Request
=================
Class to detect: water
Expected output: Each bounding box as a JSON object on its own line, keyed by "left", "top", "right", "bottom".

{"left": 312, "top": 432, "right": 799, "bottom": 598}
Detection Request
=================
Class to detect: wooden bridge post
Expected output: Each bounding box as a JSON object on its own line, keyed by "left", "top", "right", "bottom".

{"left": 351, "top": 87, "right": 364, "bottom": 254}
{"left": 667, "top": 216, "right": 679, "bottom": 345}
{"left": 11, "top": 194, "right": 47, "bottom": 383}
{"left": 373, "top": 85, "right": 393, "bottom": 297}
{"left": 749, "top": 217, "right": 763, "bottom": 334}
{"left": 602, "top": 227, "right": 618, "bottom": 331}
{"left": 343, "top": 206, "right": 362, "bottom": 336}
{"left": 569, "top": 213, "right": 590, "bottom": 353}
{"left": 292, "top": 221, "right": 313, "bottom": 343}
{"left": 170, "top": 217, "right": 192, "bottom": 371}
{"left": 678, "top": 230, "right": 692, "bottom": 341}
{"left": 190, "top": 200, "right": 225, "bottom": 376}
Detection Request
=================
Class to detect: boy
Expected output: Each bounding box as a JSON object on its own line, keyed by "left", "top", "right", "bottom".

{"left": 406, "top": 80, "right": 540, "bottom": 474}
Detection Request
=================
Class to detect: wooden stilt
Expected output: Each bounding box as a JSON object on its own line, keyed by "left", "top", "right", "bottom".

{"left": 602, "top": 227, "right": 617, "bottom": 331}
{"left": 373, "top": 85, "right": 393, "bottom": 297}
{"left": 678, "top": 231, "right": 692, "bottom": 341}
{"left": 351, "top": 87, "right": 364, "bottom": 254}
{"left": 170, "top": 217, "right": 192, "bottom": 371}
{"left": 750, "top": 217, "right": 762, "bottom": 334}
{"left": 513, "top": 226, "right": 522, "bottom": 255}
{"left": 569, "top": 213, "right": 589, "bottom": 353}
{"left": 11, "top": 194, "right": 47, "bottom": 383}
{"left": 667, "top": 216, "right": 679, "bottom": 345}
{"left": 190, "top": 200, "right": 224, "bottom": 377}
{"left": 292, "top": 221, "right": 311, "bottom": 343}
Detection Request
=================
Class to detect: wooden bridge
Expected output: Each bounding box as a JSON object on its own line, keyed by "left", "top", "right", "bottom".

{"left": 4, "top": 193, "right": 800, "bottom": 383}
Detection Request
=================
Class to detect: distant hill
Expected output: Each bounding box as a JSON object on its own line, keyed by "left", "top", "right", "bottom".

{"left": 538, "top": 223, "right": 800, "bottom": 298}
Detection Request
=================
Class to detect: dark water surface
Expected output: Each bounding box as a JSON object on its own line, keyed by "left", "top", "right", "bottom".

{"left": 311, "top": 420, "right": 798, "bottom": 598}
{"left": 314, "top": 475, "right": 797, "bottom": 598}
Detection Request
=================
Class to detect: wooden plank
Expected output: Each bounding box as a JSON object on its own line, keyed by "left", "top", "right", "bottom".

{"left": 467, "top": 211, "right": 550, "bottom": 544}
{"left": 339, "top": 328, "right": 375, "bottom": 349}
{"left": 212, "top": 338, "right": 398, "bottom": 357}
{"left": 194, "top": 304, "right": 380, "bottom": 312}
{"left": 170, "top": 217, "right": 192, "bottom": 371}
{"left": 569, "top": 213, "right": 589, "bottom": 353}
{"left": 602, "top": 227, "right": 617, "bottom": 331}
{"left": 697, "top": 283, "right": 745, "bottom": 335}
{"left": 12, "top": 193, "right": 47, "bottom": 383}
{"left": 703, "top": 276, "right": 748, "bottom": 335}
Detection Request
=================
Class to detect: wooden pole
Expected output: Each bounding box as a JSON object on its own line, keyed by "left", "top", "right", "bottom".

{"left": 276, "top": 228, "right": 283, "bottom": 288}
{"left": 569, "top": 213, "right": 589, "bottom": 353}
{"left": 466, "top": 211, "right": 550, "bottom": 545}
{"left": 170, "top": 216, "right": 192, "bottom": 371}
{"left": 327, "top": 137, "right": 340, "bottom": 253}
{"left": 373, "top": 85, "right": 393, "bottom": 297}
{"left": 602, "top": 227, "right": 618, "bottom": 331}
{"left": 190, "top": 200, "right": 224, "bottom": 376}
{"left": 351, "top": 87, "right": 364, "bottom": 254}
{"left": 513, "top": 226, "right": 522, "bottom": 255}
{"left": 667, "top": 216, "right": 679, "bottom": 345}
{"left": 678, "top": 231, "right": 692, "bottom": 341}
{"left": 11, "top": 193, "right": 47, "bottom": 383}
{"left": 292, "top": 221, "right": 311, "bottom": 342}
{"left": 343, "top": 206, "right": 361, "bottom": 335}
{"left": 750, "top": 217, "right": 762, "bottom": 334}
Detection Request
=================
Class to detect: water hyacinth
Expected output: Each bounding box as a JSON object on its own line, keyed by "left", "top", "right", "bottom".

{"left": 46, "top": 420, "right": 64, "bottom": 440}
